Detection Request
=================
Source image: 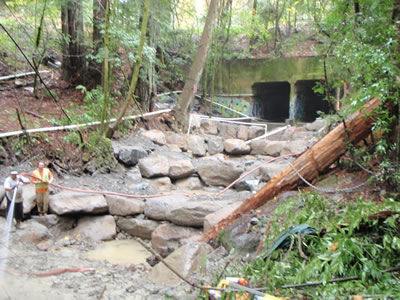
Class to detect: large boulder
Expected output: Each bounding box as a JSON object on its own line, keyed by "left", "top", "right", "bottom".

{"left": 168, "top": 159, "right": 195, "bottom": 179}
{"left": 143, "top": 194, "right": 188, "bottom": 221}
{"left": 116, "top": 217, "right": 160, "bottom": 240}
{"left": 197, "top": 156, "right": 244, "bottom": 187}
{"left": 73, "top": 215, "right": 116, "bottom": 241}
{"left": 248, "top": 126, "right": 265, "bottom": 139}
{"left": 166, "top": 200, "right": 229, "bottom": 227}
{"left": 138, "top": 154, "right": 170, "bottom": 178}
{"left": 148, "top": 242, "right": 213, "bottom": 286}
{"left": 17, "top": 220, "right": 52, "bottom": 245}
{"left": 22, "top": 184, "right": 37, "bottom": 214}
{"left": 49, "top": 191, "right": 108, "bottom": 215}
{"left": 151, "top": 223, "right": 202, "bottom": 257}
{"left": 187, "top": 135, "right": 207, "bottom": 157}
{"left": 219, "top": 123, "right": 237, "bottom": 139}
{"left": 224, "top": 139, "right": 251, "bottom": 155}
{"left": 263, "top": 141, "right": 286, "bottom": 156}
{"left": 259, "top": 162, "right": 288, "bottom": 182}
{"left": 140, "top": 129, "right": 167, "bottom": 146}
{"left": 281, "top": 140, "right": 313, "bottom": 155}
{"left": 105, "top": 195, "right": 144, "bottom": 216}
{"left": 237, "top": 125, "right": 249, "bottom": 141}
{"left": 175, "top": 177, "right": 204, "bottom": 191}
{"left": 207, "top": 136, "right": 224, "bottom": 155}
{"left": 117, "top": 146, "right": 148, "bottom": 166}
{"left": 203, "top": 202, "right": 242, "bottom": 232}
{"left": 200, "top": 119, "right": 218, "bottom": 135}
{"left": 166, "top": 133, "right": 188, "bottom": 151}
{"left": 147, "top": 177, "right": 172, "bottom": 192}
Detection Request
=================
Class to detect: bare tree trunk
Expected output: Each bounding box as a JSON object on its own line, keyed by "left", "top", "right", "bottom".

{"left": 174, "top": 0, "right": 219, "bottom": 130}
{"left": 201, "top": 97, "right": 382, "bottom": 243}
{"left": 61, "top": 0, "right": 86, "bottom": 83}
{"left": 88, "top": 0, "right": 107, "bottom": 88}
{"left": 137, "top": 15, "right": 157, "bottom": 112}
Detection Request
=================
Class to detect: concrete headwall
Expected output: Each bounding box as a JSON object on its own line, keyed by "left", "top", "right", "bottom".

{"left": 214, "top": 56, "right": 323, "bottom": 94}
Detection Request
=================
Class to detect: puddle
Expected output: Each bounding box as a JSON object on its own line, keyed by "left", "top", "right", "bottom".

{"left": 87, "top": 240, "right": 151, "bottom": 264}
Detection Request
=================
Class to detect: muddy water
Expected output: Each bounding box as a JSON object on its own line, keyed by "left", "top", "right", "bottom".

{"left": 87, "top": 240, "right": 151, "bottom": 264}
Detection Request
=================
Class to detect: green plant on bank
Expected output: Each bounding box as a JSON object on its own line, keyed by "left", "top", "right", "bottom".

{"left": 84, "top": 133, "right": 117, "bottom": 170}
{"left": 237, "top": 192, "right": 400, "bottom": 298}
{"left": 311, "top": 0, "right": 400, "bottom": 190}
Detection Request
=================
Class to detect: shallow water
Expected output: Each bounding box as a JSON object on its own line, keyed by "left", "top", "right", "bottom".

{"left": 87, "top": 240, "right": 151, "bottom": 265}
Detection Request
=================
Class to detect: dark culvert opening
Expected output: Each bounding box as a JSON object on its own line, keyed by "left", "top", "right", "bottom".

{"left": 294, "top": 80, "right": 331, "bottom": 122}
{"left": 252, "top": 81, "right": 290, "bottom": 122}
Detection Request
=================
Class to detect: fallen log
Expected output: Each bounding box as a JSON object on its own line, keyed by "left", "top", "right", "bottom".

{"left": 201, "top": 97, "right": 381, "bottom": 243}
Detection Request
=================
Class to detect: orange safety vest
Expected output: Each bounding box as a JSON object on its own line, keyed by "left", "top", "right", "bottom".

{"left": 32, "top": 168, "right": 52, "bottom": 193}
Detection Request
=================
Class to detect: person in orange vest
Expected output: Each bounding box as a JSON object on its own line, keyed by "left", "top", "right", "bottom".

{"left": 31, "top": 161, "right": 53, "bottom": 216}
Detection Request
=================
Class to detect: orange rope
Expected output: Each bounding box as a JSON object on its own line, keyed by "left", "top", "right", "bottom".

{"left": 18, "top": 152, "right": 302, "bottom": 200}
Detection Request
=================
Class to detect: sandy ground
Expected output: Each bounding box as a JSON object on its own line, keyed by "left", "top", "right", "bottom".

{"left": 0, "top": 217, "right": 162, "bottom": 300}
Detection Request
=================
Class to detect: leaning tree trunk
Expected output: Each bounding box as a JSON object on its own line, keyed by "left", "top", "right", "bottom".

{"left": 201, "top": 97, "right": 382, "bottom": 243}
{"left": 174, "top": 0, "right": 219, "bottom": 130}
{"left": 105, "top": 0, "right": 150, "bottom": 138}
{"left": 61, "top": 0, "right": 86, "bottom": 83}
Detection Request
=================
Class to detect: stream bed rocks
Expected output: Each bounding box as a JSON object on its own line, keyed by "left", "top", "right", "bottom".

{"left": 0, "top": 118, "right": 327, "bottom": 299}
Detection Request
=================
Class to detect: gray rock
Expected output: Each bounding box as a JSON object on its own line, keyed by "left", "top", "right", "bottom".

{"left": 264, "top": 141, "right": 286, "bottom": 156}
{"left": 248, "top": 126, "right": 265, "bottom": 139}
{"left": 281, "top": 140, "right": 313, "bottom": 155}
{"left": 125, "top": 167, "right": 143, "bottom": 184}
{"left": 143, "top": 195, "right": 188, "bottom": 221}
{"left": 175, "top": 177, "right": 204, "bottom": 191}
{"left": 197, "top": 156, "right": 244, "bottom": 187}
{"left": 207, "top": 136, "right": 224, "bottom": 155}
{"left": 234, "top": 179, "right": 260, "bottom": 191}
{"left": 17, "top": 220, "right": 52, "bottom": 244}
{"left": 219, "top": 123, "right": 237, "bottom": 139}
{"left": 22, "top": 184, "right": 37, "bottom": 214}
{"left": 203, "top": 202, "right": 242, "bottom": 232}
{"left": 237, "top": 125, "right": 249, "bottom": 140}
{"left": 141, "top": 129, "right": 167, "bottom": 146}
{"left": 166, "top": 201, "right": 228, "bottom": 227}
{"left": 168, "top": 159, "right": 195, "bottom": 179}
{"left": 151, "top": 224, "right": 202, "bottom": 257}
{"left": 73, "top": 215, "right": 116, "bottom": 241}
{"left": 105, "top": 195, "right": 144, "bottom": 216}
{"left": 187, "top": 135, "right": 206, "bottom": 157}
{"left": 49, "top": 191, "right": 108, "bottom": 215}
{"left": 250, "top": 139, "right": 269, "bottom": 155}
{"left": 117, "top": 146, "right": 148, "bottom": 166}
{"left": 147, "top": 177, "right": 172, "bottom": 192}
{"left": 224, "top": 138, "right": 251, "bottom": 155}
{"left": 117, "top": 217, "right": 160, "bottom": 240}
{"left": 166, "top": 133, "right": 188, "bottom": 151}
{"left": 148, "top": 242, "right": 213, "bottom": 286}
{"left": 200, "top": 119, "right": 218, "bottom": 135}
{"left": 138, "top": 155, "right": 170, "bottom": 178}
{"left": 259, "top": 162, "right": 288, "bottom": 181}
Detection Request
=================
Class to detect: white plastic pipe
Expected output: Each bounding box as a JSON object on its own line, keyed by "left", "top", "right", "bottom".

{"left": 0, "top": 109, "right": 171, "bottom": 139}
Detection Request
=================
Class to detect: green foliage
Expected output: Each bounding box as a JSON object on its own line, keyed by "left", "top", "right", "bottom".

{"left": 242, "top": 193, "right": 400, "bottom": 298}
{"left": 310, "top": 0, "right": 400, "bottom": 189}
{"left": 85, "top": 133, "right": 117, "bottom": 170}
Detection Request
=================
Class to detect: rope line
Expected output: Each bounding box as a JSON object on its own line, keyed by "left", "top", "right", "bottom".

{"left": 286, "top": 161, "right": 372, "bottom": 193}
